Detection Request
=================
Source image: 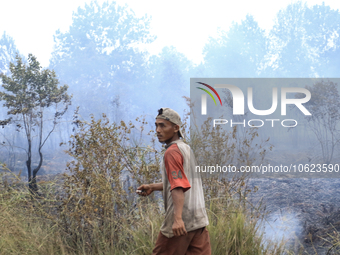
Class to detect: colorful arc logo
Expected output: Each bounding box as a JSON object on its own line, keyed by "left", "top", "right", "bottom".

{"left": 196, "top": 82, "right": 223, "bottom": 106}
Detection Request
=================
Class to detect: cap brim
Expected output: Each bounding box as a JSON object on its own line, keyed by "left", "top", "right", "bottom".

{"left": 178, "top": 129, "right": 184, "bottom": 139}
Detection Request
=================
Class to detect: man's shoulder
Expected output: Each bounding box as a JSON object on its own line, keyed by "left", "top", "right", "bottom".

{"left": 164, "top": 143, "right": 181, "bottom": 156}
{"left": 174, "top": 139, "right": 190, "bottom": 149}
{"left": 175, "top": 140, "right": 192, "bottom": 154}
{"left": 165, "top": 140, "right": 191, "bottom": 153}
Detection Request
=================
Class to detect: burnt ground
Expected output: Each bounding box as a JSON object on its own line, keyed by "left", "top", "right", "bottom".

{"left": 248, "top": 178, "right": 340, "bottom": 255}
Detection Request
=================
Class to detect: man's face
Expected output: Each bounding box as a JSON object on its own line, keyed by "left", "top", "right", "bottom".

{"left": 155, "top": 118, "right": 179, "bottom": 144}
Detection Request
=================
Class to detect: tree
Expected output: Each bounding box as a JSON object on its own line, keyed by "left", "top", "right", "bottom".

{"left": 304, "top": 3, "right": 340, "bottom": 77}
{"left": 0, "top": 32, "right": 20, "bottom": 74}
{"left": 203, "top": 14, "right": 267, "bottom": 77}
{"left": 0, "top": 54, "right": 72, "bottom": 194}
{"left": 145, "top": 46, "right": 193, "bottom": 114}
{"left": 296, "top": 80, "right": 340, "bottom": 163}
{"left": 0, "top": 32, "right": 23, "bottom": 167}
{"left": 264, "top": 2, "right": 314, "bottom": 77}
{"left": 264, "top": 2, "right": 340, "bottom": 77}
{"left": 49, "top": 0, "right": 155, "bottom": 119}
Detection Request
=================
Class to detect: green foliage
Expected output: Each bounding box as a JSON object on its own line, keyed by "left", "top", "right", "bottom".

{"left": 0, "top": 54, "right": 71, "bottom": 193}
{"left": 1, "top": 54, "right": 70, "bottom": 115}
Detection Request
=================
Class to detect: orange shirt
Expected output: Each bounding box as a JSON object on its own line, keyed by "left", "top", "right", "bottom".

{"left": 164, "top": 143, "right": 191, "bottom": 192}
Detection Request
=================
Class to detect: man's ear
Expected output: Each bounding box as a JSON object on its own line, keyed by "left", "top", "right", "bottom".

{"left": 172, "top": 123, "right": 179, "bottom": 133}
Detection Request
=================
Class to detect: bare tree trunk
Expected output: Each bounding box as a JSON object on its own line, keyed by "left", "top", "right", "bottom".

{"left": 27, "top": 137, "right": 35, "bottom": 194}
{"left": 31, "top": 147, "right": 43, "bottom": 195}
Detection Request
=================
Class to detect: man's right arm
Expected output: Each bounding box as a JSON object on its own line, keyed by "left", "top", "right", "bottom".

{"left": 136, "top": 182, "right": 163, "bottom": 196}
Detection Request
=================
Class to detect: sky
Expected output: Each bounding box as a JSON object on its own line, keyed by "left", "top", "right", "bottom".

{"left": 1, "top": 0, "right": 340, "bottom": 67}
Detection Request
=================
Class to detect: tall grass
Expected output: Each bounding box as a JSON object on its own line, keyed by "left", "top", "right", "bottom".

{"left": 0, "top": 170, "right": 284, "bottom": 255}
{"left": 207, "top": 197, "right": 285, "bottom": 255}
{"left": 0, "top": 177, "right": 286, "bottom": 254}
{"left": 0, "top": 167, "right": 289, "bottom": 254}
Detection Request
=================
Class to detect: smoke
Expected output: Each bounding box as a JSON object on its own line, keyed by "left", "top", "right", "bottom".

{"left": 262, "top": 211, "right": 301, "bottom": 246}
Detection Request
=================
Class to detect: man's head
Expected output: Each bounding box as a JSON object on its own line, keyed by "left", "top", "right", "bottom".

{"left": 155, "top": 108, "right": 184, "bottom": 144}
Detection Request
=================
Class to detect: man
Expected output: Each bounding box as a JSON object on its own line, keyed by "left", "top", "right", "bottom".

{"left": 136, "top": 107, "right": 211, "bottom": 255}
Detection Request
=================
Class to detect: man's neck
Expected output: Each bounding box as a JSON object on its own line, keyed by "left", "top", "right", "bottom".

{"left": 165, "top": 137, "right": 181, "bottom": 148}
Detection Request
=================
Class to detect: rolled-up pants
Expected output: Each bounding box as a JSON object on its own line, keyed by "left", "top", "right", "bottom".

{"left": 152, "top": 227, "right": 211, "bottom": 255}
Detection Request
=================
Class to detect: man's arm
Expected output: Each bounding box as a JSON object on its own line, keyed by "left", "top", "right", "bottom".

{"left": 171, "top": 187, "right": 187, "bottom": 236}
{"left": 136, "top": 182, "right": 163, "bottom": 196}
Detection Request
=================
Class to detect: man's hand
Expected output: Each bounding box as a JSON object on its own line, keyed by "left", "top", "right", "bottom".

{"left": 171, "top": 187, "right": 187, "bottom": 236}
{"left": 172, "top": 218, "right": 187, "bottom": 237}
{"left": 136, "top": 184, "right": 153, "bottom": 196}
